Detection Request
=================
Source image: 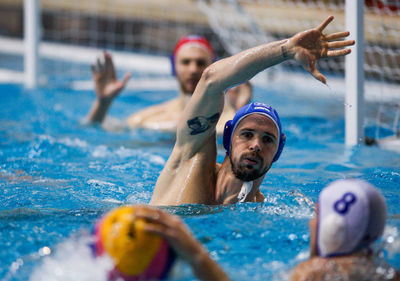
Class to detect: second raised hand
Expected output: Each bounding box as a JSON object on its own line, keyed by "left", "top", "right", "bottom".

{"left": 91, "top": 51, "right": 131, "bottom": 101}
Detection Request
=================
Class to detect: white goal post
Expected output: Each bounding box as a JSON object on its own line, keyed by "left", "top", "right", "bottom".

{"left": 345, "top": 1, "right": 365, "bottom": 146}
{"left": 24, "top": 0, "right": 40, "bottom": 89}
{"left": 10, "top": 0, "right": 400, "bottom": 146}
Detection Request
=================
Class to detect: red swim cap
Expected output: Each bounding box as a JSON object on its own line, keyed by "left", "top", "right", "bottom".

{"left": 173, "top": 35, "right": 214, "bottom": 60}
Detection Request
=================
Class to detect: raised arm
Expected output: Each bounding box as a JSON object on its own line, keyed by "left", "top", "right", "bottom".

{"left": 136, "top": 207, "right": 230, "bottom": 281}
{"left": 87, "top": 51, "right": 131, "bottom": 123}
{"left": 175, "top": 16, "right": 354, "bottom": 155}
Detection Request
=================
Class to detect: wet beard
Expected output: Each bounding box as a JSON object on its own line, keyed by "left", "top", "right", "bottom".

{"left": 229, "top": 156, "right": 269, "bottom": 182}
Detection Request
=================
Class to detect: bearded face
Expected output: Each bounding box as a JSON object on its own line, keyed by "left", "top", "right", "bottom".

{"left": 229, "top": 151, "right": 269, "bottom": 181}
{"left": 228, "top": 114, "right": 279, "bottom": 181}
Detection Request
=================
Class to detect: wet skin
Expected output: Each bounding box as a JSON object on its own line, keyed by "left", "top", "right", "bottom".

{"left": 229, "top": 114, "right": 279, "bottom": 181}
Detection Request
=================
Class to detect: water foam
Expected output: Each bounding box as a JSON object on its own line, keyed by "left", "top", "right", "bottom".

{"left": 29, "top": 234, "right": 113, "bottom": 281}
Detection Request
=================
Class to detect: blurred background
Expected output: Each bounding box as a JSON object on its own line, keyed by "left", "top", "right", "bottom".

{"left": 0, "top": 0, "right": 399, "bottom": 81}
{"left": 0, "top": 0, "right": 399, "bottom": 142}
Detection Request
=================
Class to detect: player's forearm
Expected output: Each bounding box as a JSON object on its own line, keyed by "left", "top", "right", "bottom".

{"left": 206, "top": 39, "right": 292, "bottom": 93}
{"left": 87, "top": 98, "right": 112, "bottom": 123}
{"left": 190, "top": 249, "right": 230, "bottom": 281}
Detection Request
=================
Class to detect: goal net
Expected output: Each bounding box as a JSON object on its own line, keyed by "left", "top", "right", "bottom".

{"left": 196, "top": 0, "right": 400, "bottom": 140}
{"left": 0, "top": 0, "right": 399, "bottom": 137}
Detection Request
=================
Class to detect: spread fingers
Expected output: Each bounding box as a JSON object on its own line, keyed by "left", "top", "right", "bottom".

{"left": 325, "top": 31, "right": 350, "bottom": 41}
{"left": 316, "top": 16, "right": 334, "bottom": 32}
{"left": 327, "top": 39, "right": 355, "bottom": 49}
{"left": 327, "top": 48, "right": 352, "bottom": 57}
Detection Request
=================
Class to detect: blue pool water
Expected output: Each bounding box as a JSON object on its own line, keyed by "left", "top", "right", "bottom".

{"left": 1, "top": 80, "right": 399, "bottom": 281}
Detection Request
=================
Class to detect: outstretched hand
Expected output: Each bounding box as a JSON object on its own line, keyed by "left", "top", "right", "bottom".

{"left": 289, "top": 16, "right": 355, "bottom": 84}
{"left": 91, "top": 51, "right": 131, "bottom": 101}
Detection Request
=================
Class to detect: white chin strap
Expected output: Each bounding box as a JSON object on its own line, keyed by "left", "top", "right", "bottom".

{"left": 237, "top": 182, "right": 253, "bottom": 202}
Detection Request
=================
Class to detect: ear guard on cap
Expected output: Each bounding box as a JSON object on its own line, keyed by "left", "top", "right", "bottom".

{"left": 222, "top": 120, "right": 233, "bottom": 153}
{"left": 170, "top": 54, "right": 176, "bottom": 76}
{"left": 223, "top": 103, "right": 285, "bottom": 162}
{"left": 274, "top": 133, "right": 285, "bottom": 162}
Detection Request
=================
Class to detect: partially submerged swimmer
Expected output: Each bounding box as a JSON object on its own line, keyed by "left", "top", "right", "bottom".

{"left": 150, "top": 16, "right": 355, "bottom": 206}
{"left": 291, "top": 179, "right": 400, "bottom": 281}
{"left": 86, "top": 35, "right": 252, "bottom": 134}
{"left": 151, "top": 102, "right": 284, "bottom": 205}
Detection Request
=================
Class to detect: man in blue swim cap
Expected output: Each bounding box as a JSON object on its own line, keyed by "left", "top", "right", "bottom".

{"left": 222, "top": 102, "right": 285, "bottom": 181}
{"left": 151, "top": 16, "right": 355, "bottom": 205}
{"left": 86, "top": 35, "right": 252, "bottom": 134}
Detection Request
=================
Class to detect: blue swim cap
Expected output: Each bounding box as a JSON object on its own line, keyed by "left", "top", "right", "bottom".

{"left": 223, "top": 102, "right": 285, "bottom": 162}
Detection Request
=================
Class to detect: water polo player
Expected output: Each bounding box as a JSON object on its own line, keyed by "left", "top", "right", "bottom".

{"left": 291, "top": 179, "right": 400, "bottom": 281}
{"left": 94, "top": 205, "right": 229, "bottom": 281}
{"left": 87, "top": 35, "right": 252, "bottom": 133}
{"left": 150, "top": 16, "right": 355, "bottom": 206}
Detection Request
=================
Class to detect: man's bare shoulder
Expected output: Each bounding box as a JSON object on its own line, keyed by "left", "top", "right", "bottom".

{"left": 291, "top": 255, "right": 399, "bottom": 281}
{"left": 125, "top": 98, "right": 182, "bottom": 129}
{"left": 255, "top": 189, "right": 265, "bottom": 202}
{"left": 128, "top": 98, "right": 181, "bottom": 117}
{"left": 291, "top": 257, "right": 323, "bottom": 281}
{"left": 151, "top": 140, "right": 219, "bottom": 206}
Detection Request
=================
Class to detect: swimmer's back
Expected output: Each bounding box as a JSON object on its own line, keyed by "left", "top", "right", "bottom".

{"left": 291, "top": 255, "right": 400, "bottom": 281}
{"left": 125, "top": 98, "right": 182, "bottom": 131}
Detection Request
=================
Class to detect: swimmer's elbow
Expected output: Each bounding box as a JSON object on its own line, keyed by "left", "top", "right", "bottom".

{"left": 201, "top": 66, "right": 215, "bottom": 85}
{"left": 200, "top": 65, "right": 223, "bottom": 94}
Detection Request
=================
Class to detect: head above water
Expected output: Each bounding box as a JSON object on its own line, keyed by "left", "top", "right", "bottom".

{"left": 94, "top": 205, "right": 176, "bottom": 281}
{"left": 223, "top": 102, "right": 285, "bottom": 162}
{"left": 171, "top": 35, "right": 214, "bottom": 95}
{"left": 316, "top": 179, "right": 387, "bottom": 257}
{"left": 172, "top": 35, "right": 214, "bottom": 71}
